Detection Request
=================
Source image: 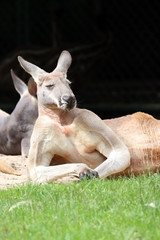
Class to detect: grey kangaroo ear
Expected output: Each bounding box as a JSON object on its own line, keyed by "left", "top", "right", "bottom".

{"left": 18, "top": 56, "right": 46, "bottom": 84}
{"left": 55, "top": 50, "right": 72, "bottom": 76}
{"left": 10, "top": 69, "right": 27, "bottom": 96}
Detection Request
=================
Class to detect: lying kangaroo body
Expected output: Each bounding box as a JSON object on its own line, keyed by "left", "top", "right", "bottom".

{"left": 0, "top": 71, "right": 38, "bottom": 175}
{"left": 105, "top": 112, "right": 160, "bottom": 176}
{"left": 18, "top": 50, "right": 131, "bottom": 183}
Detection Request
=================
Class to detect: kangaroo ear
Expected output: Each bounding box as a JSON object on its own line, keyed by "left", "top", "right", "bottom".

{"left": 10, "top": 69, "right": 27, "bottom": 96}
{"left": 18, "top": 56, "right": 46, "bottom": 84}
{"left": 55, "top": 50, "right": 72, "bottom": 76}
{"left": 28, "top": 77, "right": 37, "bottom": 96}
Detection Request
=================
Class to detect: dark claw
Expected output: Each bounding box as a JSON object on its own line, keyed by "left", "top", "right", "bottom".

{"left": 92, "top": 170, "right": 99, "bottom": 178}
{"left": 79, "top": 170, "right": 99, "bottom": 180}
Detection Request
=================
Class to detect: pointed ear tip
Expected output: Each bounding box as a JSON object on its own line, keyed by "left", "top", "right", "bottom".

{"left": 10, "top": 69, "right": 15, "bottom": 76}
{"left": 63, "top": 50, "right": 69, "bottom": 53}
{"left": 18, "top": 56, "right": 23, "bottom": 62}
{"left": 62, "top": 50, "right": 71, "bottom": 56}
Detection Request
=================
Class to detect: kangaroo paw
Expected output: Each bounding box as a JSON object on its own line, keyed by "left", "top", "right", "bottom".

{"left": 79, "top": 170, "right": 99, "bottom": 180}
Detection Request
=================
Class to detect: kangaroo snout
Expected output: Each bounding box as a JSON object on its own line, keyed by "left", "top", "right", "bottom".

{"left": 60, "top": 95, "right": 77, "bottom": 110}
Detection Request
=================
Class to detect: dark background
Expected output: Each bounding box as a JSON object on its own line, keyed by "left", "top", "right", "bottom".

{"left": 0, "top": 0, "right": 160, "bottom": 119}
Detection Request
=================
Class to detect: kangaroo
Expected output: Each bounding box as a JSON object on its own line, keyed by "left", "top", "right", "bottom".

{"left": 18, "top": 50, "right": 130, "bottom": 183}
{"left": 0, "top": 70, "right": 38, "bottom": 157}
{"left": 0, "top": 71, "right": 38, "bottom": 176}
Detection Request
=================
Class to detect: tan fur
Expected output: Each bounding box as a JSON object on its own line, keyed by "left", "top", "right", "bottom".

{"left": 104, "top": 112, "right": 160, "bottom": 176}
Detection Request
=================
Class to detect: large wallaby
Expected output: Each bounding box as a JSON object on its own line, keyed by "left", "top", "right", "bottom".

{"left": 18, "top": 50, "right": 131, "bottom": 183}
{"left": 0, "top": 70, "right": 38, "bottom": 175}
{"left": 0, "top": 70, "right": 38, "bottom": 157}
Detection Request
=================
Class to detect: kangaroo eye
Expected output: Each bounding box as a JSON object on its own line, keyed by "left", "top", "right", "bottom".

{"left": 46, "top": 84, "right": 54, "bottom": 88}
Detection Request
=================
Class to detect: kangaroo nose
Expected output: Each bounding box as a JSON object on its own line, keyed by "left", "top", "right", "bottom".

{"left": 62, "top": 95, "right": 72, "bottom": 103}
{"left": 62, "top": 95, "right": 76, "bottom": 104}
{"left": 62, "top": 95, "right": 76, "bottom": 109}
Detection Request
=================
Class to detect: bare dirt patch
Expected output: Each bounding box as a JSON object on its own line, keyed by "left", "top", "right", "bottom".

{"left": 0, "top": 154, "right": 28, "bottom": 190}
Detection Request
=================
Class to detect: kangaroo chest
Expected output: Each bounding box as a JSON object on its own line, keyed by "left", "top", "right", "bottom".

{"left": 46, "top": 122, "right": 105, "bottom": 168}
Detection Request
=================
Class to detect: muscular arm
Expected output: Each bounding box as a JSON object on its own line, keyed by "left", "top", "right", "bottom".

{"left": 77, "top": 109, "right": 130, "bottom": 178}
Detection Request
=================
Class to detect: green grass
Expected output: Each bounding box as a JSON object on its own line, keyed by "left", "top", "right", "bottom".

{"left": 1, "top": 174, "right": 160, "bottom": 240}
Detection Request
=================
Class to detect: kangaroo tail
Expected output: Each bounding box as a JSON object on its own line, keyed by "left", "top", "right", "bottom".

{"left": 0, "top": 159, "right": 21, "bottom": 176}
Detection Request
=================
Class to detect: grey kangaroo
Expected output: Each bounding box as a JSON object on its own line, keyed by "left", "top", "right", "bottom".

{"left": 0, "top": 70, "right": 38, "bottom": 157}
{"left": 0, "top": 70, "right": 38, "bottom": 175}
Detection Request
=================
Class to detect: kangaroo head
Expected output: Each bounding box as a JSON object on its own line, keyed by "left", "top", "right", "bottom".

{"left": 18, "top": 51, "right": 77, "bottom": 111}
